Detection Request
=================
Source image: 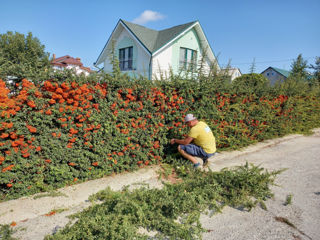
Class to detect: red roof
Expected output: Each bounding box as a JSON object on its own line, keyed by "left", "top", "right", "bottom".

{"left": 51, "top": 55, "right": 91, "bottom": 73}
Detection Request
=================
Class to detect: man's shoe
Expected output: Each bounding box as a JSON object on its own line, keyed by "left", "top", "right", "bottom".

{"left": 203, "top": 158, "right": 209, "bottom": 167}
{"left": 193, "top": 162, "right": 201, "bottom": 169}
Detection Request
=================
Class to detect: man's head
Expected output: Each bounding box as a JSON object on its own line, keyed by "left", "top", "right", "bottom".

{"left": 184, "top": 113, "right": 198, "bottom": 127}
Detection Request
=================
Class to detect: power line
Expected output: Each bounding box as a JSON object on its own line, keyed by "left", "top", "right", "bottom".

{"left": 221, "top": 56, "right": 317, "bottom": 66}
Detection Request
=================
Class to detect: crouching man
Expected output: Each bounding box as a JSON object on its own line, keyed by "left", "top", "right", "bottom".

{"left": 170, "top": 114, "right": 216, "bottom": 168}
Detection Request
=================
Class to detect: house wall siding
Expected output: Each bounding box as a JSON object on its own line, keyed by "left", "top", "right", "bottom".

{"left": 152, "top": 28, "right": 213, "bottom": 79}
{"left": 168, "top": 28, "right": 213, "bottom": 77}
{"left": 117, "top": 36, "right": 138, "bottom": 70}
{"left": 53, "top": 65, "right": 90, "bottom": 76}
{"left": 221, "top": 68, "right": 242, "bottom": 81}
{"left": 103, "top": 29, "right": 150, "bottom": 78}
{"left": 171, "top": 29, "right": 200, "bottom": 75}
{"left": 262, "top": 69, "right": 286, "bottom": 85}
{"left": 152, "top": 45, "right": 173, "bottom": 79}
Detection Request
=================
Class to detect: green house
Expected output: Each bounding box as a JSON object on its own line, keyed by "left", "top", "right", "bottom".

{"left": 94, "top": 19, "right": 220, "bottom": 80}
{"left": 261, "top": 67, "right": 291, "bottom": 85}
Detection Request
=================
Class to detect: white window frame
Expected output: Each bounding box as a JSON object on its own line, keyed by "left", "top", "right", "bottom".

{"left": 119, "top": 46, "right": 133, "bottom": 71}
{"left": 179, "top": 47, "right": 197, "bottom": 71}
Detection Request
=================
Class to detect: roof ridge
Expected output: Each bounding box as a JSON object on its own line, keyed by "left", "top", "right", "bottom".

{"left": 122, "top": 19, "right": 197, "bottom": 32}
{"left": 120, "top": 19, "right": 159, "bottom": 53}
{"left": 158, "top": 20, "right": 197, "bottom": 33}
{"left": 121, "top": 19, "right": 198, "bottom": 53}
{"left": 153, "top": 21, "right": 197, "bottom": 53}
{"left": 272, "top": 66, "right": 288, "bottom": 71}
{"left": 269, "top": 67, "right": 291, "bottom": 77}
{"left": 121, "top": 19, "right": 159, "bottom": 33}
{"left": 52, "top": 55, "right": 70, "bottom": 62}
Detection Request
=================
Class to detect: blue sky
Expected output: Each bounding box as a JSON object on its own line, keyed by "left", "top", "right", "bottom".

{"left": 1, "top": 0, "right": 319, "bottom": 74}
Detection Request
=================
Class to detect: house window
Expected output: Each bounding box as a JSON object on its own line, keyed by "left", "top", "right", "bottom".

{"left": 179, "top": 47, "right": 197, "bottom": 71}
{"left": 119, "top": 47, "right": 133, "bottom": 71}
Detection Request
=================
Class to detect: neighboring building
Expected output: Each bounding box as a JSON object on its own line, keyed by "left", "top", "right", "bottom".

{"left": 220, "top": 67, "right": 242, "bottom": 81}
{"left": 51, "top": 55, "right": 92, "bottom": 76}
{"left": 261, "top": 67, "right": 290, "bottom": 85}
{"left": 94, "top": 19, "right": 220, "bottom": 80}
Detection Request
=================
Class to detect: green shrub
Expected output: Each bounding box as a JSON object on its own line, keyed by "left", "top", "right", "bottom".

{"left": 0, "top": 72, "right": 320, "bottom": 201}
{"left": 45, "top": 163, "right": 281, "bottom": 240}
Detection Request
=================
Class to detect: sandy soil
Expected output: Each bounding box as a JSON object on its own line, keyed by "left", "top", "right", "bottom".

{"left": 1, "top": 129, "right": 319, "bottom": 240}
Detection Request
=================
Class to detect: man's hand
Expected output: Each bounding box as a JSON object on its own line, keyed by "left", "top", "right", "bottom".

{"left": 170, "top": 137, "right": 193, "bottom": 145}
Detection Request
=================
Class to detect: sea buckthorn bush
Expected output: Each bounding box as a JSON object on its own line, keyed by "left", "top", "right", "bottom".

{"left": 1, "top": 72, "right": 320, "bottom": 200}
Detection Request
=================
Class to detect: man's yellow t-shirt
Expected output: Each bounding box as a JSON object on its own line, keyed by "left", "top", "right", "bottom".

{"left": 188, "top": 121, "right": 216, "bottom": 154}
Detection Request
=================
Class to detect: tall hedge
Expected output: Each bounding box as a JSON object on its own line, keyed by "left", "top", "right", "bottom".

{"left": 1, "top": 73, "right": 320, "bottom": 200}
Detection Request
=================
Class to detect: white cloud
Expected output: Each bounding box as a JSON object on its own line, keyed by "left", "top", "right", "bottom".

{"left": 132, "top": 10, "right": 165, "bottom": 25}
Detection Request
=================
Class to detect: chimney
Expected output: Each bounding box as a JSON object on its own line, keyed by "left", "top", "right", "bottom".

{"left": 76, "top": 57, "right": 81, "bottom": 62}
{"left": 52, "top": 54, "right": 56, "bottom": 60}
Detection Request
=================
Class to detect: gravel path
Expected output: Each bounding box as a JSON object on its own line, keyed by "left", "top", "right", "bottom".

{"left": 1, "top": 129, "right": 319, "bottom": 240}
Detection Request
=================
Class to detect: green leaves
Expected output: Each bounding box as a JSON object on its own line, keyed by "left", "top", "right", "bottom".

{"left": 0, "top": 224, "right": 17, "bottom": 240}
{"left": 0, "top": 31, "right": 50, "bottom": 85}
{"left": 1, "top": 72, "right": 320, "bottom": 201}
{"left": 45, "top": 163, "right": 281, "bottom": 239}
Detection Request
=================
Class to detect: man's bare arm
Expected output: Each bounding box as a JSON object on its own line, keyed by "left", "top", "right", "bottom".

{"left": 170, "top": 136, "right": 193, "bottom": 145}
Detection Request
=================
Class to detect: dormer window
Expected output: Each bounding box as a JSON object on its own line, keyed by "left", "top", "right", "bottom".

{"left": 119, "top": 47, "right": 133, "bottom": 71}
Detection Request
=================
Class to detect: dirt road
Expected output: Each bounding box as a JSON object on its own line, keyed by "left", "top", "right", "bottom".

{"left": 201, "top": 129, "right": 320, "bottom": 240}
{"left": 1, "top": 129, "right": 319, "bottom": 240}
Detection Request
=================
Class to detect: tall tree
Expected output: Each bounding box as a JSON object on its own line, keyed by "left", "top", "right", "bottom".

{"left": 249, "top": 58, "right": 256, "bottom": 73}
{"left": 0, "top": 31, "right": 50, "bottom": 84}
{"left": 289, "top": 54, "right": 308, "bottom": 79}
{"left": 309, "top": 57, "right": 320, "bottom": 84}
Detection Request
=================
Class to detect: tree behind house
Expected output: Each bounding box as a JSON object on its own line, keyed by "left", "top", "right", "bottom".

{"left": 289, "top": 54, "right": 308, "bottom": 80}
{"left": 0, "top": 31, "right": 50, "bottom": 85}
{"left": 309, "top": 56, "right": 320, "bottom": 85}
